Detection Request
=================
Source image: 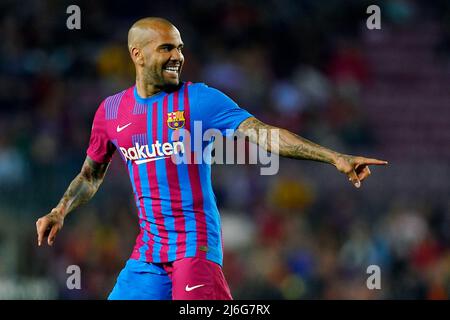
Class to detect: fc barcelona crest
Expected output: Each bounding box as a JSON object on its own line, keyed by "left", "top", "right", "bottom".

{"left": 167, "top": 111, "right": 185, "bottom": 129}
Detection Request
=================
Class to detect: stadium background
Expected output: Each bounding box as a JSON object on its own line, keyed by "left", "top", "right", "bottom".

{"left": 0, "top": 0, "right": 449, "bottom": 299}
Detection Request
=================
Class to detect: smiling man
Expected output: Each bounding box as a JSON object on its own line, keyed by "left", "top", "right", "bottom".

{"left": 36, "top": 17, "right": 388, "bottom": 300}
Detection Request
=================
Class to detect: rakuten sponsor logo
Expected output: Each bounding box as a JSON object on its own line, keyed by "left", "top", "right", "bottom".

{"left": 120, "top": 141, "right": 185, "bottom": 164}
{"left": 119, "top": 121, "right": 280, "bottom": 175}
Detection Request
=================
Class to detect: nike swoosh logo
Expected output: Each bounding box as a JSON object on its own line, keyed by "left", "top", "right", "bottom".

{"left": 185, "top": 284, "right": 205, "bottom": 292}
{"left": 135, "top": 156, "right": 170, "bottom": 165}
{"left": 117, "top": 123, "right": 132, "bottom": 132}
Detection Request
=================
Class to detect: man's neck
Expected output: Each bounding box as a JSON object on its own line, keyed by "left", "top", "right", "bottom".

{"left": 135, "top": 80, "right": 181, "bottom": 98}
{"left": 135, "top": 80, "right": 162, "bottom": 98}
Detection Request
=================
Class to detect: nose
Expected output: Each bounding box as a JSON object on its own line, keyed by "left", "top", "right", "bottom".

{"left": 171, "top": 48, "right": 183, "bottom": 61}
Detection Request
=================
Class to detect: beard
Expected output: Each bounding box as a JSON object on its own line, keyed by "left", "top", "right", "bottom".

{"left": 142, "top": 64, "right": 181, "bottom": 91}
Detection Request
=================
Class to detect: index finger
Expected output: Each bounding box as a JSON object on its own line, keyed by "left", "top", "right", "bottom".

{"left": 358, "top": 157, "right": 388, "bottom": 166}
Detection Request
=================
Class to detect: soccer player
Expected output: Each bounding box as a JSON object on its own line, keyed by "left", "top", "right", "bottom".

{"left": 36, "top": 17, "right": 388, "bottom": 300}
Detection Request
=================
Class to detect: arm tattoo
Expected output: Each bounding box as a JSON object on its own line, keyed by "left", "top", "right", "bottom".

{"left": 237, "top": 117, "right": 339, "bottom": 165}
{"left": 56, "top": 156, "right": 110, "bottom": 217}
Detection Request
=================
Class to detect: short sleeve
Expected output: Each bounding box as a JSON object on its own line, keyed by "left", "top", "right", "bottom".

{"left": 196, "top": 84, "right": 253, "bottom": 136}
{"left": 86, "top": 101, "right": 116, "bottom": 163}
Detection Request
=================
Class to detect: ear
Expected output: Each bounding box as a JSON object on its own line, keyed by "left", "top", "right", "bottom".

{"left": 131, "top": 47, "right": 144, "bottom": 65}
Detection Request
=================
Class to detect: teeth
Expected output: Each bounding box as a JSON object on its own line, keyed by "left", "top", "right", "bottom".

{"left": 165, "top": 67, "right": 179, "bottom": 72}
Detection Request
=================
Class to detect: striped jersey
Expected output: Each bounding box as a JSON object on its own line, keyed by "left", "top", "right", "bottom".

{"left": 86, "top": 82, "right": 252, "bottom": 266}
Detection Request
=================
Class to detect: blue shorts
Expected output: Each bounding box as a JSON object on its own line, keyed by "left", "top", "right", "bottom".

{"left": 108, "top": 259, "right": 172, "bottom": 300}
{"left": 108, "top": 258, "right": 232, "bottom": 300}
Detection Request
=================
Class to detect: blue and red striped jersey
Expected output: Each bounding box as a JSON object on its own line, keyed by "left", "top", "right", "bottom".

{"left": 86, "top": 82, "right": 252, "bottom": 266}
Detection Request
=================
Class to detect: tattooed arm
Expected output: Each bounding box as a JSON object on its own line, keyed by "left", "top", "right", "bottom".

{"left": 237, "top": 117, "right": 339, "bottom": 163}
{"left": 237, "top": 117, "right": 388, "bottom": 188}
{"left": 36, "top": 156, "right": 110, "bottom": 246}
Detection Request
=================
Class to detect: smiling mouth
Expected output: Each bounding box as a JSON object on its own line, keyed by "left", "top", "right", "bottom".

{"left": 163, "top": 65, "right": 180, "bottom": 76}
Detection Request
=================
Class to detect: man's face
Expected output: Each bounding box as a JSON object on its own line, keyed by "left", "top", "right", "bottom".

{"left": 141, "top": 27, "right": 184, "bottom": 89}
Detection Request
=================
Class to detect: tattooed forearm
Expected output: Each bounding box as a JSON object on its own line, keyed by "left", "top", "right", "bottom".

{"left": 237, "top": 117, "right": 339, "bottom": 165}
{"left": 277, "top": 129, "right": 339, "bottom": 164}
{"left": 55, "top": 157, "right": 110, "bottom": 218}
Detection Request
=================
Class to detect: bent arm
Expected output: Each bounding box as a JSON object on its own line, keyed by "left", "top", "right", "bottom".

{"left": 36, "top": 156, "right": 110, "bottom": 246}
{"left": 55, "top": 155, "right": 110, "bottom": 218}
{"left": 237, "top": 117, "right": 339, "bottom": 165}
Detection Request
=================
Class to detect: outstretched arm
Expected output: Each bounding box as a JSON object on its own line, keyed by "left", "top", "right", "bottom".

{"left": 36, "top": 156, "right": 110, "bottom": 246}
{"left": 237, "top": 117, "right": 388, "bottom": 188}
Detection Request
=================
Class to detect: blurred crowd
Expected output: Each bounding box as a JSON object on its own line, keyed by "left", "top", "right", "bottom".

{"left": 0, "top": 0, "right": 449, "bottom": 299}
